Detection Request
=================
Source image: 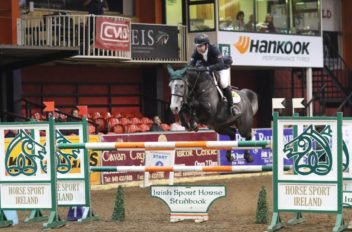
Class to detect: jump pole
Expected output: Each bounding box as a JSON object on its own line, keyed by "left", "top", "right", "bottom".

{"left": 58, "top": 140, "right": 271, "bottom": 150}
{"left": 90, "top": 165, "right": 291, "bottom": 173}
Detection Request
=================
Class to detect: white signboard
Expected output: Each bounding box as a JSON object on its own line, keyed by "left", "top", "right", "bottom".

{"left": 0, "top": 183, "right": 52, "bottom": 209}
{"left": 322, "top": 0, "right": 341, "bottom": 32}
{"left": 143, "top": 150, "right": 175, "bottom": 187}
{"left": 57, "top": 180, "right": 86, "bottom": 205}
{"left": 218, "top": 32, "right": 323, "bottom": 68}
{"left": 343, "top": 192, "right": 352, "bottom": 207}
{"left": 151, "top": 185, "right": 226, "bottom": 221}
{"left": 55, "top": 124, "right": 85, "bottom": 179}
{"left": 145, "top": 151, "right": 175, "bottom": 167}
{"left": 278, "top": 183, "right": 337, "bottom": 211}
{"left": 0, "top": 125, "right": 52, "bottom": 181}
{"left": 342, "top": 121, "right": 352, "bottom": 208}
{"left": 277, "top": 120, "right": 338, "bottom": 182}
{"left": 342, "top": 121, "right": 352, "bottom": 179}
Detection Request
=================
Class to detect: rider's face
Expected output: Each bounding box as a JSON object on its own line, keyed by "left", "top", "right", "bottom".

{"left": 196, "top": 44, "right": 207, "bottom": 54}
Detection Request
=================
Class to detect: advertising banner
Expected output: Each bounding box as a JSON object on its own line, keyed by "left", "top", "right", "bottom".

{"left": 131, "top": 24, "right": 179, "bottom": 59}
{"left": 100, "top": 131, "right": 218, "bottom": 184}
{"left": 88, "top": 135, "right": 101, "bottom": 185}
{"left": 322, "top": 0, "right": 341, "bottom": 32}
{"left": 218, "top": 32, "right": 323, "bottom": 67}
{"left": 219, "top": 128, "right": 293, "bottom": 166}
{"left": 95, "top": 17, "right": 130, "bottom": 51}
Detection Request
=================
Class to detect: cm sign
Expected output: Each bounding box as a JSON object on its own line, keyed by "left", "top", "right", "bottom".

{"left": 95, "top": 17, "right": 131, "bottom": 51}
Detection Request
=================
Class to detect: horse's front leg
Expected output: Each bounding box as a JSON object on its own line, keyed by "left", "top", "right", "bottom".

{"left": 179, "top": 108, "right": 191, "bottom": 131}
{"left": 179, "top": 105, "right": 199, "bottom": 132}
{"left": 188, "top": 102, "right": 200, "bottom": 132}
{"left": 188, "top": 109, "right": 199, "bottom": 132}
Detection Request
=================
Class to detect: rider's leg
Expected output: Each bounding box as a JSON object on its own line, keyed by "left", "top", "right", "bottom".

{"left": 218, "top": 69, "right": 242, "bottom": 117}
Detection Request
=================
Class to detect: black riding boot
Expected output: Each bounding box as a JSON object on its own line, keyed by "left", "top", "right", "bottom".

{"left": 223, "top": 86, "right": 241, "bottom": 118}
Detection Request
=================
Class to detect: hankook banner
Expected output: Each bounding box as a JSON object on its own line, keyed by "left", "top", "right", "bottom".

{"left": 218, "top": 32, "right": 323, "bottom": 67}
{"left": 131, "top": 24, "right": 179, "bottom": 59}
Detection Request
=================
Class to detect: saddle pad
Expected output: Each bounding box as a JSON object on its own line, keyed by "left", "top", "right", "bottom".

{"left": 231, "top": 90, "right": 241, "bottom": 104}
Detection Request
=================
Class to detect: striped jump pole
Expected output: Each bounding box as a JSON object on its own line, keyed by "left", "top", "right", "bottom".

{"left": 58, "top": 140, "right": 271, "bottom": 151}
{"left": 90, "top": 165, "right": 290, "bottom": 173}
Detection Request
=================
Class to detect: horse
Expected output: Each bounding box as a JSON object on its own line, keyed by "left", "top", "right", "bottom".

{"left": 167, "top": 65, "right": 258, "bottom": 163}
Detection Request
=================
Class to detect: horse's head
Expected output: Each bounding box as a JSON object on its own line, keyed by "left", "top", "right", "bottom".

{"left": 5, "top": 129, "right": 47, "bottom": 176}
{"left": 284, "top": 125, "right": 333, "bottom": 175}
{"left": 55, "top": 130, "right": 80, "bottom": 174}
{"left": 169, "top": 78, "right": 187, "bottom": 114}
{"left": 167, "top": 65, "right": 189, "bottom": 114}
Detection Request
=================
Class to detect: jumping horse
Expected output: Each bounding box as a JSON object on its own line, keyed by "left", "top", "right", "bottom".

{"left": 167, "top": 65, "right": 258, "bottom": 162}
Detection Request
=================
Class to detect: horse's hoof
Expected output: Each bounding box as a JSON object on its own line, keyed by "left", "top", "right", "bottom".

{"left": 190, "top": 122, "right": 198, "bottom": 131}
{"left": 226, "top": 151, "right": 234, "bottom": 162}
{"left": 244, "top": 153, "right": 254, "bottom": 163}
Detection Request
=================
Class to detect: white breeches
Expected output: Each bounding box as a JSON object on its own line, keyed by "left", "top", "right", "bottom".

{"left": 216, "top": 68, "right": 231, "bottom": 89}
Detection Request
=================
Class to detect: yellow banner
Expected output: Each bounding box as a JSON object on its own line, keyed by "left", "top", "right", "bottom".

{"left": 88, "top": 135, "right": 101, "bottom": 185}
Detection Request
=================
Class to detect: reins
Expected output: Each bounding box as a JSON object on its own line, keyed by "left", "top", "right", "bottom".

{"left": 187, "top": 71, "right": 201, "bottom": 99}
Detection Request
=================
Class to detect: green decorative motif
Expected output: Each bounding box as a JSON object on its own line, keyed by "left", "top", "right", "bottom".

{"left": 5, "top": 129, "right": 46, "bottom": 176}
{"left": 55, "top": 130, "right": 79, "bottom": 174}
{"left": 284, "top": 125, "right": 332, "bottom": 175}
{"left": 342, "top": 140, "right": 349, "bottom": 172}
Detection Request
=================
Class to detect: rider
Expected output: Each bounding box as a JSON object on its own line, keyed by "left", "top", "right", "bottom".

{"left": 189, "top": 33, "right": 241, "bottom": 118}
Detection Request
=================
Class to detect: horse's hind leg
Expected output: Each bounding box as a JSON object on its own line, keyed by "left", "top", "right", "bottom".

{"left": 237, "top": 115, "right": 254, "bottom": 163}
{"left": 242, "top": 132, "right": 254, "bottom": 163}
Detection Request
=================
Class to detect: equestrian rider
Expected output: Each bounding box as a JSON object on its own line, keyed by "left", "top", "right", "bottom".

{"left": 189, "top": 33, "right": 241, "bottom": 117}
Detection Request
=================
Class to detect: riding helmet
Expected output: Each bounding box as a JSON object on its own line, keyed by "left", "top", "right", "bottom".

{"left": 194, "top": 33, "right": 209, "bottom": 46}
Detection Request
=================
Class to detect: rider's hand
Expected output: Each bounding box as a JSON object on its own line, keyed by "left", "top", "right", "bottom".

{"left": 196, "top": 66, "right": 208, "bottom": 72}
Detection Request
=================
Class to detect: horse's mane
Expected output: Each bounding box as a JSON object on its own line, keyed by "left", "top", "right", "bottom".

{"left": 185, "top": 70, "right": 213, "bottom": 84}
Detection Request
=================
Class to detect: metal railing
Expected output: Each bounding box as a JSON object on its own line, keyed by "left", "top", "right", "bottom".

{"left": 18, "top": 14, "right": 132, "bottom": 59}
{"left": 17, "top": 14, "right": 188, "bottom": 62}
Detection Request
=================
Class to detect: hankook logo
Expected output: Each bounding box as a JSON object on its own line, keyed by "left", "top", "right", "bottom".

{"left": 233, "top": 36, "right": 310, "bottom": 55}
{"left": 233, "top": 36, "right": 250, "bottom": 54}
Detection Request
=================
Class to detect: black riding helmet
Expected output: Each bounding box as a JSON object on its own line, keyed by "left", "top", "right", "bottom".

{"left": 194, "top": 33, "right": 209, "bottom": 46}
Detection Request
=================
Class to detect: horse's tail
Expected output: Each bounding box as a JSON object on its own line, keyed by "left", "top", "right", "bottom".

{"left": 241, "top": 89, "right": 258, "bottom": 115}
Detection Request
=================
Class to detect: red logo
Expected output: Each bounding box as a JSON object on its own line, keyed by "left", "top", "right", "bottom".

{"left": 95, "top": 18, "right": 130, "bottom": 51}
{"left": 100, "top": 22, "right": 129, "bottom": 42}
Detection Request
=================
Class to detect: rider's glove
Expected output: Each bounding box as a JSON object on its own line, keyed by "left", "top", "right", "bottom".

{"left": 196, "top": 66, "right": 208, "bottom": 72}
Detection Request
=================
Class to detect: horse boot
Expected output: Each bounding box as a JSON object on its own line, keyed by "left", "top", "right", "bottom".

{"left": 223, "top": 86, "right": 242, "bottom": 119}
{"left": 189, "top": 112, "right": 199, "bottom": 132}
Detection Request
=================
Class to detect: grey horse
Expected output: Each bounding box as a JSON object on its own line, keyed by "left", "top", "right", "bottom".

{"left": 168, "top": 65, "right": 258, "bottom": 162}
